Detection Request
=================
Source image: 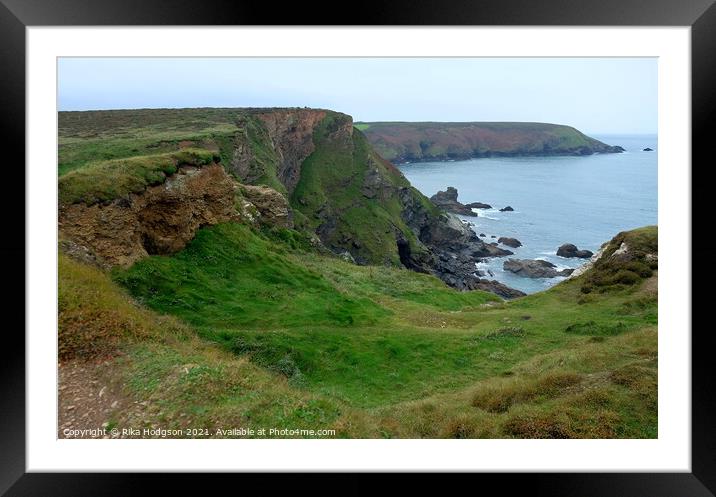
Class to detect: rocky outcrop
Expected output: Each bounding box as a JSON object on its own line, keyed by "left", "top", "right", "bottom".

{"left": 503, "top": 259, "right": 574, "bottom": 278}
{"left": 401, "top": 203, "right": 515, "bottom": 292}
{"left": 59, "top": 163, "right": 294, "bottom": 268}
{"left": 466, "top": 202, "right": 492, "bottom": 209}
{"left": 59, "top": 164, "right": 239, "bottom": 267}
{"left": 643, "top": 147, "right": 653, "bottom": 152}
{"left": 498, "top": 237, "right": 522, "bottom": 248}
{"left": 571, "top": 226, "right": 657, "bottom": 293}
{"left": 430, "top": 187, "right": 477, "bottom": 217}
{"left": 239, "top": 184, "right": 293, "bottom": 228}
{"left": 499, "top": 206, "right": 514, "bottom": 212}
{"left": 557, "top": 243, "right": 593, "bottom": 259}
{"left": 471, "top": 279, "right": 527, "bottom": 299}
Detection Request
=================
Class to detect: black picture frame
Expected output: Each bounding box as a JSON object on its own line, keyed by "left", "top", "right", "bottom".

{"left": 2, "top": 0, "right": 714, "bottom": 495}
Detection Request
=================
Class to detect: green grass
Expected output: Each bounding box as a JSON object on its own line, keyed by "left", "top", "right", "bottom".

{"left": 59, "top": 148, "right": 218, "bottom": 205}
{"left": 57, "top": 107, "right": 656, "bottom": 438}
{"left": 111, "top": 222, "right": 658, "bottom": 412}
{"left": 113, "top": 223, "right": 390, "bottom": 330}
{"left": 59, "top": 223, "right": 658, "bottom": 437}
{"left": 290, "top": 114, "right": 429, "bottom": 265}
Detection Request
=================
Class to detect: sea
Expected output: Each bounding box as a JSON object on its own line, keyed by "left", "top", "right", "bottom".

{"left": 397, "top": 134, "right": 658, "bottom": 294}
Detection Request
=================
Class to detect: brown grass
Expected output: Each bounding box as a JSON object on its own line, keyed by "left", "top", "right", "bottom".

{"left": 471, "top": 371, "right": 582, "bottom": 413}
{"left": 58, "top": 252, "right": 190, "bottom": 361}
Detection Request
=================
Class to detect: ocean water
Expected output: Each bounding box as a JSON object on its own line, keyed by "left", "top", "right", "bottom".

{"left": 397, "top": 134, "right": 657, "bottom": 294}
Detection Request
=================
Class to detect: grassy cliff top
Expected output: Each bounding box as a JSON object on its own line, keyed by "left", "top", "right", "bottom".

{"left": 57, "top": 107, "right": 346, "bottom": 176}
{"left": 59, "top": 148, "right": 218, "bottom": 205}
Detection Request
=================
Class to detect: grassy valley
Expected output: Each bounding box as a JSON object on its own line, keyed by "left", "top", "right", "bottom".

{"left": 60, "top": 218, "right": 657, "bottom": 437}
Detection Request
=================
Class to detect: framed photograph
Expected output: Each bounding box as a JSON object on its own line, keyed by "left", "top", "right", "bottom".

{"left": 3, "top": 0, "right": 715, "bottom": 494}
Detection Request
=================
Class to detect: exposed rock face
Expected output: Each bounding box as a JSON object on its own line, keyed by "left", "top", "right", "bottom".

{"left": 59, "top": 164, "right": 239, "bottom": 267}
{"left": 59, "top": 164, "right": 294, "bottom": 268}
{"left": 503, "top": 259, "right": 574, "bottom": 278}
{"left": 499, "top": 206, "right": 514, "bottom": 212}
{"left": 229, "top": 109, "right": 329, "bottom": 194}
{"left": 557, "top": 243, "right": 593, "bottom": 258}
{"left": 399, "top": 199, "right": 515, "bottom": 292}
{"left": 240, "top": 184, "right": 293, "bottom": 228}
{"left": 498, "top": 237, "right": 522, "bottom": 248}
{"left": 254, "top": 109, "right": 328, "bottom": 193}
{"left": 430, "top": 187, "right": 477, "bottom": 217}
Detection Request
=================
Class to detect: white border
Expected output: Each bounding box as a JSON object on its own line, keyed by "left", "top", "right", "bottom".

{"left": 27, "top": 27, "right": 691, "bottom": 472}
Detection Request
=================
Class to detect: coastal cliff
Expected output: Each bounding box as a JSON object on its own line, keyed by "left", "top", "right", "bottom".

{"left": 58, "top": 108, "right": 519, "bottom": 296}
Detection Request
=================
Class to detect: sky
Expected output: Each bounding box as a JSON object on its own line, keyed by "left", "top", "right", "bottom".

{"left": 58, "top": 57, "right": 657, "bottom": 135}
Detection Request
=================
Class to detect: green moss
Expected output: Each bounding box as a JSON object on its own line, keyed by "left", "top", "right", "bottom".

{"left": 59, "top": 148, "right": 218, "bottom": 206}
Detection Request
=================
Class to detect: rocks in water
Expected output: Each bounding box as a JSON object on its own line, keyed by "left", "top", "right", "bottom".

{"left": 483, "top": 244, "right": 513, "bottom": 257}
{"left": 465, "top": 202, "right": 492, "bottom": 209}
{"left": 498, "top": 237, "right": 522, "bottom": 248}
{"left": 429, "top": 187, "right": 477, "bottom": 217}
{"left": 643, "top": 147, "right": 653, "bottom": 151}
{"left": 479, "top": 233, "right": 486, "bottom": 237}
{"left": 503, "top": 258, "right": 574, "bottom": 278}
{"left": 556, "top": 243, "right": 593, "bottom": 259}
{"left": 490, "top": 235, "right": 496, "bottom": 238}
{"left": 413, "top": 211, "right": 520, "bottom": 296}
{"left": 499, "top": 206, "right": 514, "bottom": 212}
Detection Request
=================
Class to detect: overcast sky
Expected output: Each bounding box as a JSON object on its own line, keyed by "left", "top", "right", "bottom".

{"left": 58, "top": 57, "right": 657, "bottom": 134}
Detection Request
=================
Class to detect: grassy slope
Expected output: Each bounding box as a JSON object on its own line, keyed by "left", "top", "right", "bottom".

{"left": 357, "top": 121, "right": 617, "bottom": 161}
{"left": 93, "top": 222, "right": 657, "bottom": 437}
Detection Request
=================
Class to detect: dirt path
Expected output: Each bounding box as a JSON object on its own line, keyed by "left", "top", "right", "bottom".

{"left": 58, "top": 358, "right": 133, "bottom": 439}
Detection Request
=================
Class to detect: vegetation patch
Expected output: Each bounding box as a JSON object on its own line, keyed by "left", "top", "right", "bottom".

{"left": 580, "top": 226, "right": 657, "bottom": 294}
{"left": 471, "top": 371, "right": 581, "bottom": 413}
{"left": 482, "top": 326, "right": 526, "bottom": 340}
{"left": 58, "top": 252, "right": 190, "bottom": 361}
{"left": 113, "top": 223, "right": 389, "bottom": 330}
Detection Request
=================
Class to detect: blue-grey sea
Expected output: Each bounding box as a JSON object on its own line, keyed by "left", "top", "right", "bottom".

{"left": 397, "top": 134, "right": 658, "bottom": 294}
